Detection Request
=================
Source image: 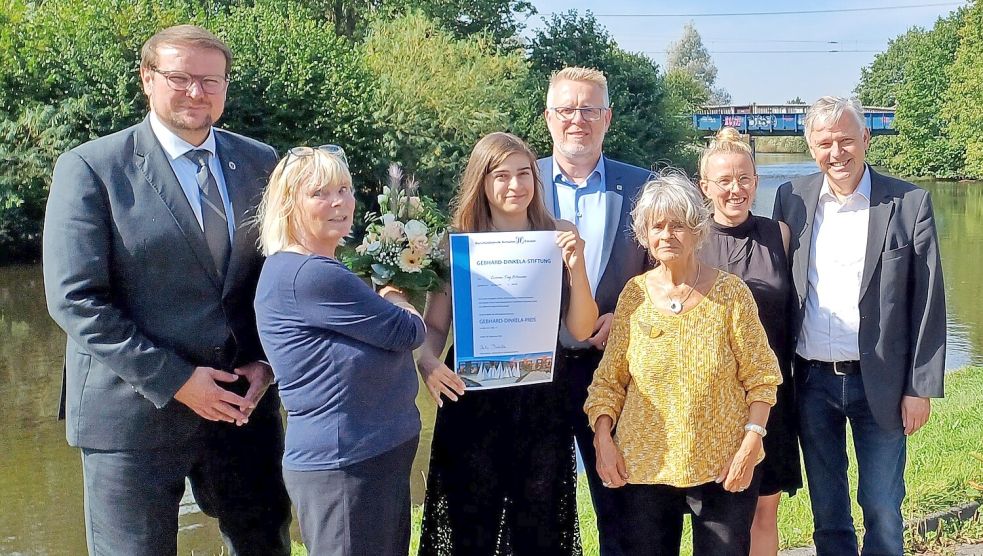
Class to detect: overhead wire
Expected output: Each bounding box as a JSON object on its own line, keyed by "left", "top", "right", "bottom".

{"left": 582, "top": 2, "right": 966, "bottom": 18}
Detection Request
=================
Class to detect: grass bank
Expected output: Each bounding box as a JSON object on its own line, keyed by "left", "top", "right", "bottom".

{"left": 291, "top": 366, "right": 983, "bottom": 555}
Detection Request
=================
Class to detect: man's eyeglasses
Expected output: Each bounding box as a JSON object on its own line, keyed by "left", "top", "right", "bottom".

{"left": 285, "top": 144, "right": 348, "bottom": 167}
{"left": 151, "top": 67, "right": 228, "bottom": 95}
{"left": 706, "top": 175, "right": 756, "bottom": 190}
{"left": 548, "top": 106, "right": 608, "bottom": 122}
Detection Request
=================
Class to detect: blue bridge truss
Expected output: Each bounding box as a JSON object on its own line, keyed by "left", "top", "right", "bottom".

{"left": 692, "top": 105, "right": 897, "bottom": 136}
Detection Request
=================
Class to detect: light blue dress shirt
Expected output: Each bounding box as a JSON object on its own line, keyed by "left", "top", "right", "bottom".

{"left": 551, "top": 158, "right": 607, "bottom": 297}
{"left": 148, "top": 112, "right": 236, "bottom": 241}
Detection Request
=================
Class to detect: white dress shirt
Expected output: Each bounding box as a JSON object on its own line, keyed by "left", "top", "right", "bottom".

{"left": 797, "top": 167, "right": 872, "bottom": 362}
{"left": 148, "top": 112, "right": 235, "bottom": 240}
{"left": 551, "top": 157, "right": 606, "bottom": 297}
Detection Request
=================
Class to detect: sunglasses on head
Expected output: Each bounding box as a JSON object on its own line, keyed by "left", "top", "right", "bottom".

{"left": 285, "top": 144, "right": 348, "bottom": 166}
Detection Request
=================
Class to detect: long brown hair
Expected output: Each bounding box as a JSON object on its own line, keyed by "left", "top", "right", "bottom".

{"left": 451, "top": 132, "right": 555, "bottom": 233}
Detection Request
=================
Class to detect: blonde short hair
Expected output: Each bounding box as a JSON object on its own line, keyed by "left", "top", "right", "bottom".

{"left": 631, "top": 170, "right": 711, "bottom": 250}
{"left": 804, "top": 96, "right": 866, "bottom": 143}
{"left": 547, "top": 66, "right": 610, "bottom": 107}
{"left": 698, "top": 126, "right": 755, "bottom": 179}
{"left": 257, "top": 150, "right": 352, "bottom": 256}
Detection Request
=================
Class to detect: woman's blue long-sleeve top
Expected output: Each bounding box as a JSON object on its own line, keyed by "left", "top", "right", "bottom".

{"left": 255, "top": 252, "right": 426, "bottom": 471}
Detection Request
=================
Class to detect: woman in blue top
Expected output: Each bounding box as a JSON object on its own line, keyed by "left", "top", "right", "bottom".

{"left": 254, "top": 146, "right": 425, "bottom": 556}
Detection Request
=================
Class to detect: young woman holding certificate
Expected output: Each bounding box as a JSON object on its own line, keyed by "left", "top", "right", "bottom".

{"left": 416, "top": 132, "right": 598, "bottom": 555}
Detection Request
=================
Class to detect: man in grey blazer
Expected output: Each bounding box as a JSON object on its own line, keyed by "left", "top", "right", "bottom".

{"left": 538, "top": 66, "right": 651, "bottom": 555}
{"left": 42, "top": 25, "right": 291, "bottom": 555}
{"left": 772, "top": 96, "right": 945, "bottom": 556}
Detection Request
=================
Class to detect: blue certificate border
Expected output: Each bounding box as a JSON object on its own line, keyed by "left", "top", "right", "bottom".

{"left": 448, "top": 231, "right": 561, "bottom": 389}
{"left": 449, "top": 234, "right": 474, "bottom": 359}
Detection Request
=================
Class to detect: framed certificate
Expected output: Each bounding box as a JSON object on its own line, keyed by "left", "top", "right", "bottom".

{"left": 449, "top": 231, "right": 562, "bottom": 390}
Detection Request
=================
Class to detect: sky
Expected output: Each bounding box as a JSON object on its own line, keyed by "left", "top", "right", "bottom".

{"left": 524, "top": 0, "right": 968, "bottom": 105}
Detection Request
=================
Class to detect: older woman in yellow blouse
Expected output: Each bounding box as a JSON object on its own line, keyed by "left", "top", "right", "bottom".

{"left": 584, "top": 170, "right": 782, "bottom": 556}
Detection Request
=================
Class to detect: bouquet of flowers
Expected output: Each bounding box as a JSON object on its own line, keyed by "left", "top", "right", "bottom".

{"left": 344, "top": 164, "right": 448, "bottom": 293}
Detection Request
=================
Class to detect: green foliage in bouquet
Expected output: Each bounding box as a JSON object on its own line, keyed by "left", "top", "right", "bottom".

{"left": 343, "top": 164, "right": 449, "bottom": 292}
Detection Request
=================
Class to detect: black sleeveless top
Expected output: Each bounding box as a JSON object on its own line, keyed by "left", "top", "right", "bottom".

{"left": 699, "top": 213, "right": 802, "bottom": 496}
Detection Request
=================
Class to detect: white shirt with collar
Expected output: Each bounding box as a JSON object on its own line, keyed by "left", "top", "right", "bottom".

{"left": 551, "top": 157, "right": 606, "bottom": 297}
{"left": 148, "top": 112, "right": 235, "bottom": 241}
{"left": 797, "top": 166, "right": 872, "bottom": 362}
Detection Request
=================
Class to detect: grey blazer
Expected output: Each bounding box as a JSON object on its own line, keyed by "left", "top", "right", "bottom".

{"left": 43, "top": 117, "right": 277, "bottom": 450}
{"left": 537, "top": 155, "right": 651, "bottom": 317}
{"left": 772, "top": 167, "right": 946, "bottom": 431}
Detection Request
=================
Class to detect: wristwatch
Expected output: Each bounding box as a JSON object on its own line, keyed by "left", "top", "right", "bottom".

{"left": 744, "top": 423, "right": 767, "bottom": 437}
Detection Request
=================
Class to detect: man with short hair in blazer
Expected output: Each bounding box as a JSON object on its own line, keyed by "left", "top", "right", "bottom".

{"left": 42, "top": 25, "right": 291, "bottom": 555}
{"left": 539, "top": 66, "right": 651, "bottom": 555}
{"left": 772, "top": 96, "right": 946, "bottom": 556}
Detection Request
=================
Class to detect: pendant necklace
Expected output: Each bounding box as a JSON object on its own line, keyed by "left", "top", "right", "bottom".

{"left": 667, "top": 264, "right": 701, "bottom": 314}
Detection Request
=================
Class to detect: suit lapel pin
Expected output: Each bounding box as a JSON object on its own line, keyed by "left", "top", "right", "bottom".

{"left": 616, "top": 184, "right": 623, "bottom": 191}
{"left": 228, "top": 161, "right": 237, "bottom": 170}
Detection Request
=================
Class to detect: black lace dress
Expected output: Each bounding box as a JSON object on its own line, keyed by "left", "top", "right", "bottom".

{"left": 698, "top": 214, "right": 803, "bottom": 496}
{"left": 418, "top": 281, "right": 581, "bottom": 556}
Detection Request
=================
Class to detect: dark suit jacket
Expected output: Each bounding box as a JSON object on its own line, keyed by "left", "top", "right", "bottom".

{"left": 537, "top": 155, "right": 651, "bottom": 317}
{"left": 772, "top": 167, "right": 946, "bottom": 431}
{"left": 43, "top": 117, "right": 277, "bottom": 450}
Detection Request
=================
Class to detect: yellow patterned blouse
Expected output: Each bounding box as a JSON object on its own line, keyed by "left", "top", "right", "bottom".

{"left": 584, "top": 269, "right": 781, "bottom": 487}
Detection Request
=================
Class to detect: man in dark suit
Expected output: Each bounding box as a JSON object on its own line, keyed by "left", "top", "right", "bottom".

{"left": 538, "top": 66, "right": 651, "bottom": 555}
{"left": 772, "top": 96, "right": 946, "bottom": 556}
{"left": 42, "top": 25, "right": 291, "bottom": 555}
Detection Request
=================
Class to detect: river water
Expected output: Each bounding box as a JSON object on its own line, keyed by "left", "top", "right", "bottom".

{"left": 1, "top": 155, "right": 980, "bottom": 555}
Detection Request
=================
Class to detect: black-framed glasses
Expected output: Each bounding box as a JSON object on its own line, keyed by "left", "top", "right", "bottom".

{"left": 706, "top": 175, "right": 757, "bottom": 190}
{"left": 548, "top": 106, "right": 608, "bottom": 122}
{"left": 285, "top": 144, "right": 348, "bottom": 166}
{"left": 151, "top": 66, "right": 228, "bottom": 94}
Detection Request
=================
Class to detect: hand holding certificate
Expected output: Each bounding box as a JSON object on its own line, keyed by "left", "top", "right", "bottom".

{"left": 449, "top": 231, "right": 563, "bottom": 389}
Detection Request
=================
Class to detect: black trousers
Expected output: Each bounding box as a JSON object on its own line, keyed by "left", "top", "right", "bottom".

{"left": 80, "top": 392, "right": 292, "bottom": 556}
{"left": 283, "top": 436, "right": 418, "bottom": 556}
{"left": 558, "top": 347, "right": 625, "bottom": 556}
{"left": 617, "top": 471, "right": 762, "bottom": 556}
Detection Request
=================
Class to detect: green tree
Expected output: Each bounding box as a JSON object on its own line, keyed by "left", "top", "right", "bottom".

{"left": 254, "top": 0, "right": 535, "bottom": 44}
{"left": 0, "top": 0, "right": 703, "bottom": 259}
{"left": 892, "top": 11, "right": 964, "bottom": 178}
{"left": 0, "top": 98, "right": 94, "bottom": 261}
{"left": 857, "top": 9, "right": 965, "bottom": 178}
{"left": 215, "top": 1, "right": 380, "bottom": 187}
{"left": 856, "top": 28, "right": 925, "bottom": 107}
{"left": 664, "top": 68, "right": 709, "bottom": 111}
{"left": 390, "top": 0, "right": 535, "bottom": 45}
{"left": 0, "top": 0, "right": 195, "bottom": 260}
{"left": 0, "top": 0, "right": 194, "bottom": 129}
{"left": 943, "top": 0, "right": 983, "bottom": 178}
{"left": 361, "top": 12, "right": 529, "bottom": 206}
{"left": 666, "top": 22, "right": 730, "bottom": 105}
